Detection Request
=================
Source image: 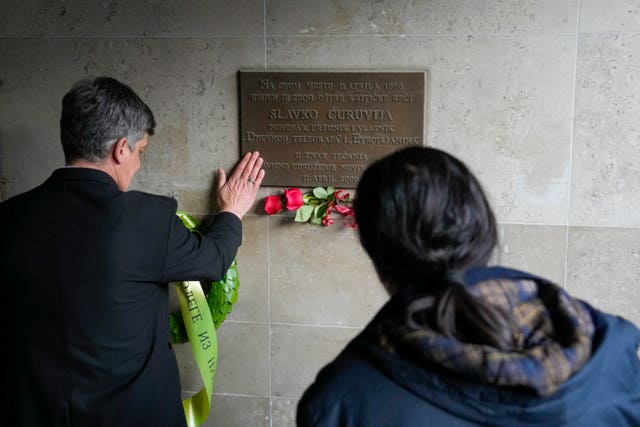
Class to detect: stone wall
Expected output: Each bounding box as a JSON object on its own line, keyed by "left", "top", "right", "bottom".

{"left": 1, "top": 1, "right": 639, "bottom": 426}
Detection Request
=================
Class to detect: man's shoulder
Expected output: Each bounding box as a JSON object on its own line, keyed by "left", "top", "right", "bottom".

{"left": 120, "top": 190, "right": 177, "bottom": 212}
{"left": 112, "top": 191, "right": 180, "bottom": 236}
{"left": 0, "top": 185, "right": 43, "bottom": 212}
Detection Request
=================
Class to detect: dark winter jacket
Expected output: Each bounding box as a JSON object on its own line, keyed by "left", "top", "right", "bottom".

{"left": 297, "top": 267, "right": 640, "bottom": 426}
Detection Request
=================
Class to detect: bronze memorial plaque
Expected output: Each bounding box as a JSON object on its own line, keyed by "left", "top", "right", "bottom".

{"left": 239, "top": 70, "right": 426, "bottom": 188}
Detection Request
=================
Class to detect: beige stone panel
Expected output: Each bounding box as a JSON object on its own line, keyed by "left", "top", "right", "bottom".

{"left": 266, "top": 34, "right": 575, "bottom": 224}
{"left": 271, "top": 397, "right": 298, "bottom": 427}
{"left": 215, "top": 321, "right": 270, "bottom": 396}
{"left": 492, "top": 223, "right": 567, "bottom": 286}
{"left": 204, "top": 395, "right": 270, "bottom": 427}
{"left": 571, "top": 33, "right": 640, "bottom": 227}
{"left": 579, "top": 0, "right": 640, "bottom": 32}
{"left": 268, "top": 216, "right": 384, "bottom": 326}
{"left": 175, "top": 321, "right": 269, "bottom": 396}
{"left": 267, "top": 0, "right": 577, "bottom": 35}
{"left": 173, "top": 342, "right": 203, "bottom": 394}
{"left": 271, "top": 324, "right": 360, "bottom": 399}
{"left": 566, "top": 226, "right": 640, "bottom": 326}
{"left": 0, "top": 0, "right": 263, "bottom": 37}
{"left": 231, "top": 215, "right": 270, "bottom": 323}
{"left": 0, "top": 39, "right": 70, "bottom": 198}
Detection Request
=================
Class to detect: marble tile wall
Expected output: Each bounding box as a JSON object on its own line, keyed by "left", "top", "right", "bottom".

{"left": 1, "top": 1, "right": 639, "bottom": 426}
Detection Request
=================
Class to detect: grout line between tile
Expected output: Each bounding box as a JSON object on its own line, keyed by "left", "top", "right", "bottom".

{"left": 4, "top": 31, "right": 640, "bottom": 42}
{"left": 213, "top": 391, "right": 270, "bottom": 398}
{"left": 263, "top": 5, "right": 271, "bottom": 425}
{"left": 236, "top": 216, "right": 640, "bottom": 230}
{"left": 266, "top": 212, "right": 273, "bottom": 426}
{"left": 0, "top": 34, "right": 264, "bottom": 40}
{"left": 564, "top": 0, "right": 582, "bottom": 290}
{"left": 497, "top": 221, "right": 569, "bottom": 227}
{"left": 212, "top": 391, "right": 301, "bottom": 401}
{"left": 567, "top": 223, "right": 640, "bottom": 230}
{"left": 263, "top": 0, "right": 268, "bottom": 69}
{"left": 497, "top": 221, "right": 640, "bottom": 230}
{"left": 223, "top": 319, "right": 365, "bottom": 329}
{"left": 261, "top": 31, "right": 598, "bottom": 38}
{"left": 223, "top": 319, "right": 270, "bottom": 325}
{"left": 270, "top": 321, "right": 363, "bottom": 329}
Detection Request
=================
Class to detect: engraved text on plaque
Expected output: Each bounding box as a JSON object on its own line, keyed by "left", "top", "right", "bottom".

{"left": 239, "top": 70, "right": 426, "bottom": 188}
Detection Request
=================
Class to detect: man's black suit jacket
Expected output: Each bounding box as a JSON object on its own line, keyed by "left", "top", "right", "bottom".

{"left": 0, "top": 168, "right": 242, "bottom": 426}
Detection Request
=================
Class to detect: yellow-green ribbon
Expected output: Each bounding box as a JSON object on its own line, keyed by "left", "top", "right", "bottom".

{"left": 175, "top": 210, "right": 217, "bottom": 427}
{"left": 176, "top": 280, "right": 217, "bottom": 427}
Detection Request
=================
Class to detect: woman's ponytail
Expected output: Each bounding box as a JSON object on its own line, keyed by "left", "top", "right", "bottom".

{"left": 407, "top": 272, "right": 515, "bottom": 350}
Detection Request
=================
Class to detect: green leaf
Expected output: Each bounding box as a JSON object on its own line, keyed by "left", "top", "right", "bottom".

{"left": 327, "top": 186, "right": 335, "bottom": 194}
{"left": 315, "top": 204, "right": 327, "bottom": 219}
{"left": 295, "top": 205, "right": 315, "bottom": 222}
{"left": 309, "top": 205, "right": 323, "bottom": 225}
{"left": 312, "top": 187, "right": 329, "bottom": 199}
{"left": 169, "top": 312, "right": 188, "bottom": 344}
{"left": 206, "top": 260, "right": 240, "bottom": 329}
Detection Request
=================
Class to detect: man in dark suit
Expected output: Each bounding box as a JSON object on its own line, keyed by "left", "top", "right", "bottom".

{"left": 0, "top": 76, "right": 265, "bottom": 426}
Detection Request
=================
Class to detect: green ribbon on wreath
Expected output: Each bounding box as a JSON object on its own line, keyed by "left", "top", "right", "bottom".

{"left": 177, "top": 280, "right": 217, "bottom": 427}
{"left": 173, "top": 210, "right": 240, "bottom": 427}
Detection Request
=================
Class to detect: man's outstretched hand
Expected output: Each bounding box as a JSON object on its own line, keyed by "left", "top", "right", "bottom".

{"left": 217, "top": 151, "right": 265, "bottom": 219}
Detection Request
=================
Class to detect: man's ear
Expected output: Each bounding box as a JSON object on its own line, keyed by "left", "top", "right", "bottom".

{"left": 111, "top": 137, "right": 130, "bottom": 164}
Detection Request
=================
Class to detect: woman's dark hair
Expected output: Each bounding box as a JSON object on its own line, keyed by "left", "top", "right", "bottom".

{"left": 60, "top": 76, "right": 156, "bottom": 163}
{"left": 355, "top": 146, "right": 514, "bottom": 349}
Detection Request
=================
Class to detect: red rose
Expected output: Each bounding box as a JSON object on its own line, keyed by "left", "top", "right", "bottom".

{"left": 264, "top": 195, "right": 283, "bottom": 215}
{"left": 334, "top": 205, "right": 353, "bottom": 216}
{"left": 321, "top": 215, "right": 335, "bottom": 227}
{"left": 283, "top": 188, "right": 304, "bottom": 211}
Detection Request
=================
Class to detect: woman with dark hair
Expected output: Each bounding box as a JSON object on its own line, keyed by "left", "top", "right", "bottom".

{"left": 297, "top": 146, "right": 640, "bottom": 426}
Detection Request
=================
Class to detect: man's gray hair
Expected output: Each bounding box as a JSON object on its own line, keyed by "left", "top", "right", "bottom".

{"left": 60, "top": 77, "right": 156, "bottom": 163}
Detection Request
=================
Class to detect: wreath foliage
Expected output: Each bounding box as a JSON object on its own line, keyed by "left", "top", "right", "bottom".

{"left": 169, "top": 211, "right": 240, "bottom": 344}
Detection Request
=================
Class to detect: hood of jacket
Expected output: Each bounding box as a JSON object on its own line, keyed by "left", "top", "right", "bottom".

{"left": 353, "top": 266, "right": 640, "bottom": 426}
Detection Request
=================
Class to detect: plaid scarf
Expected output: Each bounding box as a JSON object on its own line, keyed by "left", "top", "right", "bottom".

{"left": 377, "top": 278, "right": 595, "bottom": 397}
